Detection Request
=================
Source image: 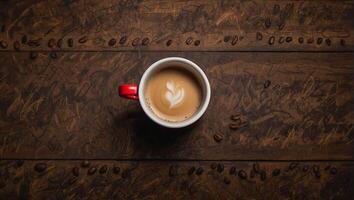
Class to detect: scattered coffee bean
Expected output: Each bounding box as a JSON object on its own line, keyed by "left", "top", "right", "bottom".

{"left": 213, "top": 134, "right": 223, "bottom": 142}
{"left": 289, "top": 162, "right": 298, "bottom": 170}
{"left": 217, "top": 163, "right": 224, "bottom": 173}
{"left": 87, "top": 167, "right": 97, "bottom": 175}
{"left": 260, "top": 170, "right": 267, "bottom": 181}
{"left": 166, "top": 39, "right": 172, "bottom": 46}
{"left": 330, "top": 167, "right": 337, "bottom": 175}
{"left": 67, "top": 38, "right": 74, "bottom": 47}
{"left": 265, "top": 18, "right": 271, "bottom": 28}
{"left": 78, "top": 36, "right": 88, "bottom": 43}
{"left": 302, "top": 165, "right": 309, "bottom": 172}
{"left": 194, "top": 40, "right": 200, "bottom": 46}
{"left": 340, "top": 39, "right": 345, "bottom": 46}
{"left": 34, "top": 163, "right": 47, "bottom": 173}
{"left": 278, "top": 23, "right": 285, "bottom": 30}
{"left": 185, "top": 37, "right": 193, "bottom": 45}
{"left": 224, "top": 35, "right": 231, "bottom": 42}
{"left": 278, "top": 37, "right": 284, "bottom": 44}
{"left": 324, "top": 165, "right": 331, "bottom": 171}
{"left": 263, "top": 80, "right": 271, "bottom": 89}
{"left": 231, "top": 35, "right": 238, "bottom": 45}
{"left": 29, "top": 52, "right": 38, "bottom": 60}
{"left": 253, "top": 163, "right": 260, "bottom": 173}
{"left": 16, "top": 160, "right": 24, "bottom": 167}
{"left": 325, "top": 38, "right": 331, "bottom": 46}
{"left": 229, "top": 123, "right": 239, "bottom": 130}
{"left": 238, "top": 170, "right": 247, "bottom": 179}
{"left": 169, "top": 165, "right": 178, "bottom": 177}
{"left": 250, "top": 170, "right": 255, "bottom": 178}
{"left": 298, "top": 37, "right": 304, "bottom": 44}
{"left": 28, "top": 39, "right": 41, "bottom": 47}
{"left": 307, "top": 37, "right": 314, "bottom": 44}
{"left": 113, "top": 167, "right": 120, "bottom": 174}
{"left": 57, "top": 39, "right": 63, "bottom": 48}
{"left": 313, "top": 165, "right": 320, "bottom": 173}
{"left": 142, "top": 37, "right": 149, "bottom": 46}
{"left": 286, "top": 37, "right": 292, "bottom": 43}
{"left": 119, "top": 36, "right": 127, "bottom": 44}
{"left": 132, "top": 38, "right": 140, "bottom": 46}
{"left": 13, "top": 41, "right": 20, "bottom": 50}
{"left": 224, "top": 177, "right": 231, "bottom": 185}
{"left": 230, "top": 114, "right": 241, "bottom": 121}
{"left": 229, "top": 167, "right": 236, "bottom": 175}
{"left": 72, "top": 167, "right": 79, "bottom": 177}
{"left": 121, "top": 169, "right": 131, "bottom": 178}
{"left": 256, "top": 32, "right": 263, "bottom": 41}
{"left": 272, "top": 169, "right": 281, "bottom": 176}
{"left": 81, "top": 160, "right": 90, "bottom": 168}
{"left": 268, "top": 36, "right": 275, "bottom": 45}
{"left": 21, "top": 35, "right": 28, "bottom": 44}
{"left": 50, "top": 52, "right": 57, "bottom": 59}
{"left": 317, "top": 37, "right": 323, "bottom": 45}
{"left": 273, "top": 4, "right": 280, "bottom": 14}
{"left": 48, "top": 38, "right": 55, "bottom": 48}
{"left": 99, "top": 165, "right": 108, "bottom": 174}
{"left": 210, "top": 163, "right": 217, "bottom": 170}
{"left": 0, "top": 41, "right": 8, "bottom": 49}
{"left": 108, "top": 38, "right": 116, "bottom": 46}
{"left": 196, "top": 167, "right": 204, "bottom": 175}
{"left": 188, "top": 166, "right": 195, "bottom": 175}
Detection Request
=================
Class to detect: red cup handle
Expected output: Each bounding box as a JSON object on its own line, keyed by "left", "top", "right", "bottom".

{"left": 119, "top": 84, "right": 138, "bottom": 100}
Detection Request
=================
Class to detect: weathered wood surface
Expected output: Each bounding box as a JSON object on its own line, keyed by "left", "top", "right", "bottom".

{"left": 0, "top": 0, "right": 353, "bottom": 51}
{"left": 0, "top": 160, "right": 352, "bottom": 200}
{"left": 1, "top": 52, "right": 353, "bottom": 160}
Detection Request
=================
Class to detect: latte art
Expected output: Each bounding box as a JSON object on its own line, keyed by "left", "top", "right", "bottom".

{"left": 165, "top": 81, "right": 185, "bottom": 109}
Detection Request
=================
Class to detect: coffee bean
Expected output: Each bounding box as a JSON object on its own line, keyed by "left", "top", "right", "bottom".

{"left": 121, "top": 170, "right": 131, "bottom": 178}
{"left": 229, "top": 123, "right": 239, "bottom": 130}
{"left": 272, "top": 169, "right": 280, "bottom": 176}
{"left": 99, "top": 165, "right": 108, "bottom": 174}
{"left": 263, "top": 80, "right": 271, "bottom": 89}
{"left": 48, "top": 38, "right": 55, "bottom": 48}
{"left": 87, "top": 167, "right": 97, "bottom": 175}
{"left": 230, "top": 114, "right": 241, "bottom": 121}
{"left": 340, "top": 39, "right": 345, "bottom": 46}
{"left": 298, "top": 37, "right": 304, "bottom": 44}
{"left": 196, "top": 167, "right": 204, "bottom": 175}
{"left": 210, "top": 163, "right": 217, "bottom": 170}
{"left": 253, "top": 163, "right": 260, "bottom": 173}
{"left": 188, "top": 166, "right": 195, "bottom": 175}
{"left": 132, "top": 38, "right": 140, "bottom": 46}
{"left": 0, "top": 41, "right": 8, "bottom": 49}
{"left": 108, "top": 38, "right": 116, "bottom": 46}
{"left": 286, "top": 37, "right": 292, "bottom": 43}
{"left": 278, "top": 37, "right": 284, "bottom": 44}
{"left": 260, "top": 170, "right": 267, "bottom": 181}
{"left": 229, "top": 167, "right": 236, "bottom": 175}
{"left": 166, "top": 40, "right": 172, "bottom": 46}
{"left": 185, "top": 37, "right": 193, "bottom": 45}
{"left": 34, "top": 163, "right": 47, "bottom": 173}
{"left": 278, "top": 23, "right": 285, "bottom": 30}
{"left": 13, "top": 41, "right": 20, "bottom": 51}
{"left": 67, "top": 38, "right": 74, "bottom": 47}
{"left": 324, "top": 165, "right": 331, "bottom": 171}
{"left": 21, "top": 35, "right": 28, "bottom": 44}
{"left": 224, "top": 35, "right": 231, "bottom": 42}
{"left": 29, "top": 52, "right": 38, "bottom": 60}
{"left": 265, "top": 18, "right": 271, "bottom": 28}
{"left": 302, "top": 165, "right": 309, "bottom": 172}
{"left": 313, "top": 165, "right": 320, "bottom": 173}
{"left": 57, "top": 39, "right": 63, "bottom": 48}
{"left": 217, "top": 163, "right": 224, "bottom": 173}
{"left": 81, "top": 160, "right": 90, "bottom": 168}
{"left": 317, "top": 37, "right": 323, "bottom": 45}
{"left": 289, "top": 162, "right": 298, "bottom": 170}
{"left": 113, "top": 167, "right": 120, "bottom": 174}
{"left": 50, "top": 52, "right": 57, "bottom": 59}
{"left": 238, "top": 170, "right": 247, "bottom": 179}
{"left": 315, "top": 172, "right": 321, "bottom": 178}
{"left": 27, "top": 39, "right": 41, "bottom": 47}
{"left": 119, "top": 36, "right": 127, "bottom": 44}
{"left": 256, "top": 32, "right": 263, "bottom": 41}
{"left": 325, "top": 38, "right": 331, "bottom": 46}
{"left": 213, "top": 134, "right": 223, "bottom": 142}
{"left": 194, "top": 40, "right": 200, "bottom": 46}
{"left": 330, "top": 167, "right": 337, "bottom": 175}
{"left": 16, "top": 160, "right": 24, "bottom": 167}
{"left": 250, "top": 170, "right": 255, "bottom": 178}
{"left": 142, "top": 37, "right": 149, "bottom": 46}
{"left": 223, "top": 177, "right": 231, "bottom": 185}
{"left": 231, "top": 36, "right": 238, "bottom": 45}
{"left": 268, "top": 36, "right": 275, "bottom": 45}
{"left": 72, "top": 167, "right": 79, "bottom": 177}
{"left": 169, "top": 165, "right": 178, "bottom": 177}
{"left": 307, "top": 37, "right": 314, "bottom": 44}
{"left": 78, "top": 36, "right": 88, "bottom": 43}
{"left": 273, "top": 4, "right": 280, "bottom": 14}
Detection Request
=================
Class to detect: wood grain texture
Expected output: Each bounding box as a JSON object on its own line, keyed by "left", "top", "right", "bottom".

{"left": 1, "top": 52, "right": 353, "bottom": 160}
{"left": 0, "top": 0, "right": 353, "bottom": 51}
{"left": 0, "top": 160, "right": 352, "bottom": 200}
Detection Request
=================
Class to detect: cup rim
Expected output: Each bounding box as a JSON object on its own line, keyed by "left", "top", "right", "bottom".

{"left": 138, "top": 57, "right": 211, "bottom": 128}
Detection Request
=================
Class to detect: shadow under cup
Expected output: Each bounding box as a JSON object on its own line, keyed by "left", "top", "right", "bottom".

{"left": 138, "top": 57, "right": 211, "bottom": 128}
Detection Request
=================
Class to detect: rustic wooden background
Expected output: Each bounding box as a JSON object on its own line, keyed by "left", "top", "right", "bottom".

{"left": 0, "top": 0, "right": 353, "bottom": 199}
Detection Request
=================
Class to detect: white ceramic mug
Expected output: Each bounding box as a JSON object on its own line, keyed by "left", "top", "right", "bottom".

{"left": 119, "top": 57, "right": 211, "bottom": 128}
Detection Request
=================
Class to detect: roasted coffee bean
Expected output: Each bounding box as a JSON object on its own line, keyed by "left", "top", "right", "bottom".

{"left": 289, "top": 162, "right": 298, "bottom": 170}
{"left": 142, "top": 37, "right": 149, "bottom": 46}
{"left": 263, "top": 80, "right": 271, "bottom": 89}
{"left": 330, "top": 167, "right": 337, "bottom": 175}
{"left": 48, "top": 38, "right": 55, "bottom": 48}
{"left": 238, "top": 170, "right": 247, "bottom": 179}
{"left": 278, "top": 23, "right": 285, "bottom": 30}
{"left": 273, "top": 4, "right": 280, "bottom": 14}
{"left": 325, "top": 38, "right": 331, "bottom": 46}
{"left": 340, "top": 39, "right": 345, "bottom": 46}
{"left": 28, "top": 39, "right": 41, "bottom": 47}
{"left": 324, "top": 165, "right": 331, "bottom": 171}
{"left": 265, "top": 18, "right": 271, "bottom": 28}
{"left": 229, "top": 167, "right": 236, "bottom": 175}
{"left": 78, "top": 36, "right": 88, "bottom": 43}
{"left": 272, "top": 169, "right": 281, "bottom": 176}
{"left": 231, "top": 35, "right": 238, "bottom": 45}
{"left": 169, "top": 165, "right": 178, "bottom": 177}
{"left": 213, "top": 134, "right": 223, "bottom": 142}
{"left": 278, "top": 37, "right": 284, "bottom": 44}
{"left": 229, "top": 123, "right": 239, "bottom": 130}
{"left": 313, "top": 165, "right": 320, "bottom": 173}
{"left": 268, "top": 36, "right": 275, "bottom": 45}
{"left": 29, "top": 52, "right": 38, "bottom": 60}
{"left": 298, "top": 37, "right": 304, "bottom": 44}
{"left": 113, "top": 167, "right": 120, "bottom": 174}
{"left": 13, "top": 41, "right": 20, "bottom": 50}
{"left": 188, "top": 166, "right": 195, "bottom": 175}
{"left": 194, "top": 40, "right": 200, "bottom": 46}
{"left": 224, "top": 35, "right": 231, "bottom": 42}
{"left": 119, "top": 36, "right": 127, "bottom": 44}
{"left": 132, "top": 38, "right": 140, "bottom": 46}
{"left": 302, "top": 165, "right": 309, "bottom": 172}
{"left": 21, "top": 35, "right": 28, "bottom": 44}
{"left": 210, "top": 163, "right": 217, "bottom": 170}
{"left": 317, "top": 37, "right": 323, "bottom": 45}
{"left": 0, "top": 41, "right": 8, "bottom": 49}
{"left": 122, "top": 170, "right": 131, "bottom": 178}
{"left": 224, "top": 177, "right": 231, "bottom": 185}
{"left": 50, "top": 52, "right": 57, "bottom": 59}
{"left": 57, "top": 39, "right": 63, "bottom": 48}
{"left": 166, "top": 39, "right": 172, "bottom": 46}
{"left": 217, "top": 163, "right": 224, "bottom": 173}
{"left": 260, "top": 170, "right": 267, "bottom": 181}
{"left": 99, "top": 165, "right": 108, "bottom": 174}
{"left": 315, "top": 172, "right": 321, "bottom": 178}
{"left": 230, "top": 114, "right": 241, "bottom": 121}
{"left": 34, "top": 163, "right": 47, "bottom": 173}
{"left": 87, "top": 167, "right": 97, "bottom": 175}
{"left": 307, "top": 37, "right": 314, "bottom": 44}
{"left": 253, "top": 163, "right": 260, "bottom": 173}
{"left": 81, "top": 160, "right": 90, "bottom": 168}
{"left": 16, "top": 160, "right": 24, "bottom": 167}
{"left": 196, "top": 167, "right": 204, "bottom": 175}
{"left": 67, "top": 38, "right": 74, "bottom": 47}
{"left": 185, "top": 37, "right": 193, "bottom": 45}
{"left": 256, "top": 32, "right": 263, "bottom": 41}
{"left": 72, "top": 167, "right": 79, "bottom": 177}
{"left": 286, "top": 37, "right": 292, "bottom": 43}
{"left": 108, "top": 38, "right": 116, "bottom": 46}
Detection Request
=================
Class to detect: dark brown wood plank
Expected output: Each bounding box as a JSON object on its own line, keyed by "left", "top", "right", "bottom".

{"left": 0, "top": 52, "right": 353, "bottom": 160}
{"left": 0, "top": 160, "right": 352, "bottom": 199}
{"left": 0, "top": 0, "right": 353, "bottom": 51}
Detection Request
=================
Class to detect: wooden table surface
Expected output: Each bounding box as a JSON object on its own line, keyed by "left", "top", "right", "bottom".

{"left": 0, "top": 0, "right": 353, "bottom": 199}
